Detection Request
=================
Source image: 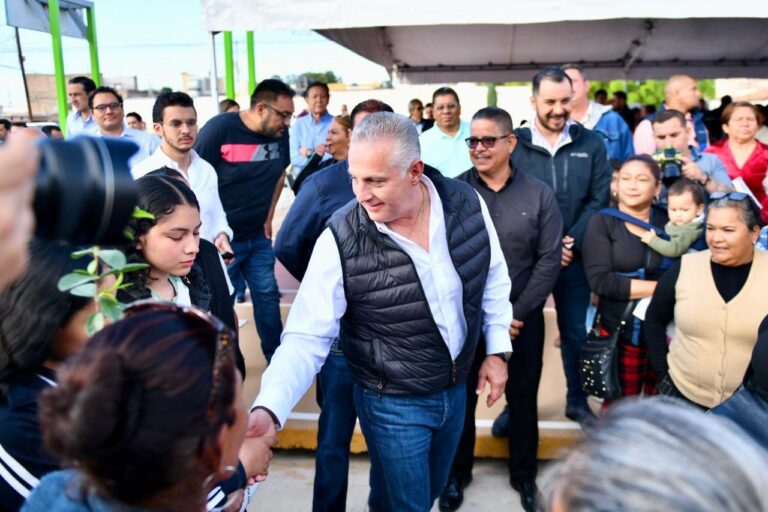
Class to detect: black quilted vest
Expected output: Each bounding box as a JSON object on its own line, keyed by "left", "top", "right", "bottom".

{"left": 327, "top": 168, "right": 490, "bottom": 395}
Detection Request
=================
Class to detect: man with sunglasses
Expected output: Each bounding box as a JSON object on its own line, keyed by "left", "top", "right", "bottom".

{"left": 439, "top": 107, "right": 563, "bottom": 512}
{"left": 88, "top": 85, "right": 159, "bottom": 167}
{"left": 419, "top": 87, "right": 472, "bottom": 177}
{"left": 196, "top": 79, "right": 295, "bottom": 363}
{"left": 511, "top": 67, "right": 612, "bottom": 427}
{"left": 408, "top": 98, "right": 434, "bottom": 134}
{"left": 131, "top": 91, "right": 234, "bottom": 258}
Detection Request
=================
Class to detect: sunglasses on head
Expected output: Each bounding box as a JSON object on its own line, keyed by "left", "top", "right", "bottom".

{"left": 123, "top": 300, "right": 235, "bottom": 417}
{"left": 709, "top": 191, "right": 764, "bottom": 225}
{"left": 710, "top": 191, "right": 749, "bottom": 201}
{"left": 464, "top": 134, "right": 511, "bottom": 149}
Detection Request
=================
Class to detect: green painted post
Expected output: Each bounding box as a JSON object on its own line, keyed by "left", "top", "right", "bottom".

{"left": 223, "top": 31, "right": 235, "bottom": 99}
{"left": 48, "top": 0, "right": 69, "bottom": 133}
{"left": 246, "top": 31, "right": 256, "bottom": 94}
{"left": 486, "top": 83, "right": 498, "bottom": 107}
{"left": 86, "top": 6, "right": 101, "bottom": 86}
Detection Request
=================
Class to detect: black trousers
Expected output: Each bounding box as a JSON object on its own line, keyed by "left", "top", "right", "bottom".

{"left": 449, "top": 308, "right": 546, "bottom": 481}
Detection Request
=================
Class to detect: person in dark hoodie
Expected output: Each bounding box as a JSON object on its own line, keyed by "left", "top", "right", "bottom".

{"left": 711, "top": 314, "right": 768, "bottom": 450}
{"left": 510, "top": 66, "right": 611, "bottom": 425}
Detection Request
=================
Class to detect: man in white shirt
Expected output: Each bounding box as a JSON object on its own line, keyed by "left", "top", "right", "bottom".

{"left": 131, "top": 92, "right": 233, "bottom": 256}
{"left": 89, "top": 86, "right": 159, "bottom": 168}
{"left": 247, "top": 112, "right": 513, "bottom": 511}
{"left": 419, "top": 87, "right": 472, "bottom": 177}
{"left": 65, "top": 76, "right": 97, "bottom": 137}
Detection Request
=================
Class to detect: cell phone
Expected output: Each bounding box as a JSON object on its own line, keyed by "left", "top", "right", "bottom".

{"left": 220, "top": 251, "right": 235, "bottom": 261}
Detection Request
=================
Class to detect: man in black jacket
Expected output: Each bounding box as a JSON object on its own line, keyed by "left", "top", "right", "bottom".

{"left": 439, "top": 107, "right": 563, "bottom": 512}
{"left": 511, "top": 67, "right": 611, "bottom": 425}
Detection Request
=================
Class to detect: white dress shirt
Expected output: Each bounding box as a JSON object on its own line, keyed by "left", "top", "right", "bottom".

{"left": 530, "top": 118, "right": 575, "bottom": 156}
{"left": 253, "top": 175, "right": 513, "bottom": 425}
{"left": 131, "top": 147, "right": 234, "bottom": 243}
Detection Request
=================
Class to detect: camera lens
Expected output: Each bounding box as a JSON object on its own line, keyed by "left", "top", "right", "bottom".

{"left": 33, "top": 136, "right": 138, "bottom": 245}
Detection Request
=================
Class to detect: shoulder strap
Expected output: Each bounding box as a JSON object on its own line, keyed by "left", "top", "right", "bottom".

{"left": 599, "top": 207, "right": 670, "bottom": 240}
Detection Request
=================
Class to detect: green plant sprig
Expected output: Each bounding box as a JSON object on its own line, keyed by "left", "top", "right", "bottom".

{"left": 57, "top": 207, "right": 154, "bottom": 335}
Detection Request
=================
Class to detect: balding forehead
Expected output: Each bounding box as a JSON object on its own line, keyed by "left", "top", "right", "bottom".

{"left": 666, "top": 75, "right": 695, "bottom": 95}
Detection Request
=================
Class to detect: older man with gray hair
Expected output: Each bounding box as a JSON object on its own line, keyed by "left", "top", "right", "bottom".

{"left": 247, "top": 112, "right": 513, "bottom": 511}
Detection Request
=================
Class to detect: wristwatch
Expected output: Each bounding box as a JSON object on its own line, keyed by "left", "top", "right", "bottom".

{"left": 491, "top": 351, "right": 512, "bottom": 363}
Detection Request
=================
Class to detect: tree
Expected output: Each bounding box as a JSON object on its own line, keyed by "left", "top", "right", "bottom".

{"left": 286, "top": 71, "right": 343, "bottom": 88}
{"left": 588, "top": 79, "right": 715, "bottom": 107}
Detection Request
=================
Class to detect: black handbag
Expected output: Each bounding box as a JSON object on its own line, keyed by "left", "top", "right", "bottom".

{"left": 579, "top": 300, "right": 635, "bottom": 399}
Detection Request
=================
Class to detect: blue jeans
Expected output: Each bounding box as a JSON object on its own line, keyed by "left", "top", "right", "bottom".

{"left": 354, "top": 383, "right": 466, "bottom": 512}
{"left": 231, "top": 267, "right": 247, "bottom": 300}
{"left": 551, "top": 260, "right": 591, "bottom": 409}
{"left": 227, "top": 235, "right": 282, "bottom": 363}
{"left": 313, "top": 352, "right": 357, "bottom": 512}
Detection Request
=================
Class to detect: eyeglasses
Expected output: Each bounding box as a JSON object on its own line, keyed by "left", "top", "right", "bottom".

{"left": 263, "top": 103, "right": 295, "bottom": 122}
{"left": 93, "top": 102, "right": 123, "bottom": 112}
{"left": 434, "top": 103, "right": 458, "bottom": 112}
{"left": 122, "top": 300, "right": 234, "bottom": 418}
{"left": 159, "top": 119, "right": 197, "bottom": 129}
{"left": 465, "top": 134, "right": 511, "bottom": 149}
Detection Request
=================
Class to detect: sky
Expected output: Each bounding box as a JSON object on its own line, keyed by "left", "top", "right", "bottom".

{"left": 0, "top": 0, "right": 390, "bottom": 114}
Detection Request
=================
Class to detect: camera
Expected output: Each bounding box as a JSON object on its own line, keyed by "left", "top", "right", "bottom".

{"left": 34, "top": 136, "right": 138, "bottom": 245}
{"left": 654, "top": 146, "right": 684, "bottom": 186}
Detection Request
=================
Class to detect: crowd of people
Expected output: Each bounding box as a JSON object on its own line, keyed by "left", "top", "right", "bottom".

{"left": 0, "top": 64, "right": 767, "bottom": 512}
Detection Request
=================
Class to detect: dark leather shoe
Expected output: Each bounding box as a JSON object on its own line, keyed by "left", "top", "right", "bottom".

{"left": 565, "top": 404, "right": 597, "bottom": 426}
{"left": 438, "top": 475, "right": 472, "bottom": 511}
{"left": 491, "top": 405, "right": 511, "bottom": 437}
{"left": 510, "top": 477, "right": 536, "bottom": 512}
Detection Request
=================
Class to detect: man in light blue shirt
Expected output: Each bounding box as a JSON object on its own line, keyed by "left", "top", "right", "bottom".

{"left": 419, "top": 87, "right": 472, "bottom": 178}
{"left": 65, "top": 76, "right": 98, "bottom": 137}
{"left": 89, "top": 86, "right": 159, "bottom": 168}
{"left": 290, "top": 81, "right": 333, "bottom": 172}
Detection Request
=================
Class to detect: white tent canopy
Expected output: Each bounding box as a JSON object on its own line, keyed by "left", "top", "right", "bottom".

{"left": 200, "top": 1, "right": 768, "bottom": 83}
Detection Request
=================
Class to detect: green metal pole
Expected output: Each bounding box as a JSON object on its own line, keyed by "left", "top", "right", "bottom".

{"left": 246, "top": 31, "right": 256, "bottom": 94}
{"left": 86, "top": 6, "right": 101, "bottom": 86}
{"left": 223, "top": 31, "right": 235, "bottom": 99}
{"left": 48, "top": 0, "right": 68, "bottom": 134}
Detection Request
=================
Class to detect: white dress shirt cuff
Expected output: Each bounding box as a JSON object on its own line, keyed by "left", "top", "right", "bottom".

{"left": 484, "top": 325, "right": 513, "bottom": 355}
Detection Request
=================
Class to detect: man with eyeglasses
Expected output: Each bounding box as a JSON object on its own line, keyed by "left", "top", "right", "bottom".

{"left": 196, "top": 79, "right": 294, "bottom": 364}
{"left": 290, "top": 81, "right": 333, "bottom": 173}
{"left": 511, "top": 67, "right": 611, "bottom": 428}
{"left": 439, "top": 107, "right": 563, "bottom": 512}
{"left": 89, "top": 86, "right": 159, "bottom": 167}
{"left": 419, "top": 87, "right": 472, "bottom": 178}
{"left": 131, "top": 91, "right": 233, "bottom": 258}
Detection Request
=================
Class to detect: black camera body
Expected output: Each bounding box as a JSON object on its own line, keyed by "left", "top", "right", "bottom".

{"left": 654, "top": 146, "right": 684, "bottom": 186}
{"left": 34, "top": 136, "right": 138, "bottom": 245}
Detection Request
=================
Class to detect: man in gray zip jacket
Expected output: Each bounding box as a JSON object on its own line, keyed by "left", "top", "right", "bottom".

{"left": 511, "top": 66, "right": 611, "bottom": 424}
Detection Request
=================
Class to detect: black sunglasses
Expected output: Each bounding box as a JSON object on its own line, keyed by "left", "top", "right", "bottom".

{"left": 464, "top": 134, "right": 511, "bottom": 149}
{"left": 123, "top": 300, "right": 235, "bottom": 417}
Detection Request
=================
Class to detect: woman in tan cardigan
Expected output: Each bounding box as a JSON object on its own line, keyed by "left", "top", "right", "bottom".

{"left": 644, "top": 194, "right": 767, "bottom": 408}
